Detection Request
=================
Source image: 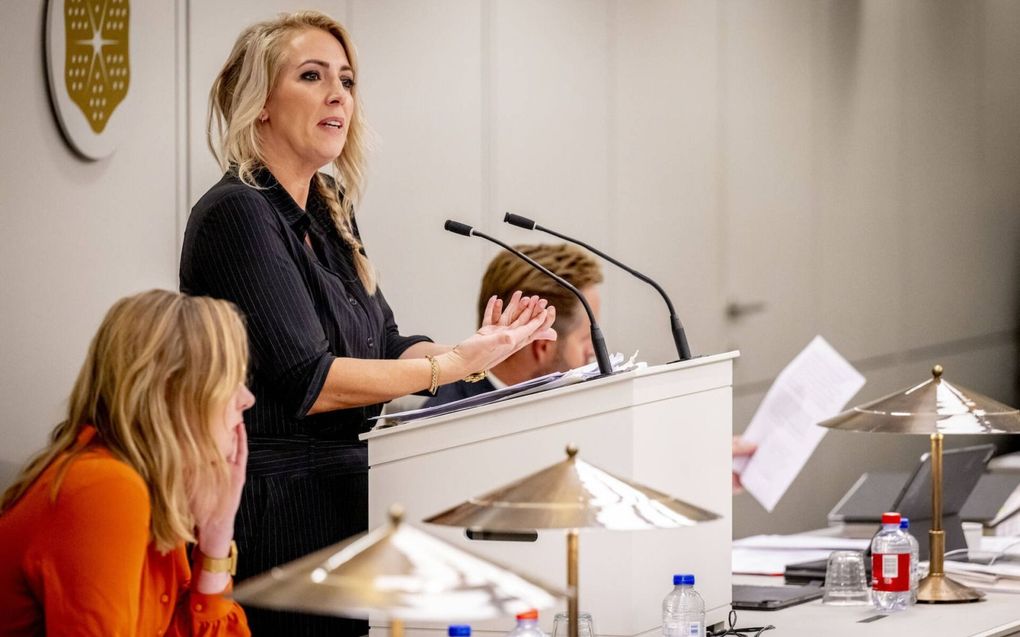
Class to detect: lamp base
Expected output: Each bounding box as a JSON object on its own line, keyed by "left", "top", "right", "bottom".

{"left": 916, "top": 573, "right": 986, "bottom": 603}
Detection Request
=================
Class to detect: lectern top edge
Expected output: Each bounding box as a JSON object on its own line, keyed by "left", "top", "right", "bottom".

{"left": 360, "top": 350, "right": 739, "bottom": 443}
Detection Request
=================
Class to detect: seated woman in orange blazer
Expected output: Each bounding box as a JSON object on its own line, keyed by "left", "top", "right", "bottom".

{"left": 0, "top": 290, "right": 254, "bottom": 636}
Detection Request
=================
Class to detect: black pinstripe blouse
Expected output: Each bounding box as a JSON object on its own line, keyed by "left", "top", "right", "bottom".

{"left": 180, "top": 168, "right": 430, "bottom": 476}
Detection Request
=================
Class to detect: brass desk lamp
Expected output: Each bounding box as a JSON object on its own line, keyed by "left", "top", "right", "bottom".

{"left": 819, "top": 364, "right": 1020, "bottom": 603}
{"left": 233, "top": 504, "right": 564, "bottom": 636}
{"left": 425, "top": 444, "right": 721, "bottom": 637}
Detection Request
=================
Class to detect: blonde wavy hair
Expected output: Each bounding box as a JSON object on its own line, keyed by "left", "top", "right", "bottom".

{"left": 478, "top": 244, "right": 603, "bottom": 331}
{"left": 208, "top": 10, "right": 376, "bottom": 293}
{"left": 0, "top": 290, "right": 249, "bottom": 553}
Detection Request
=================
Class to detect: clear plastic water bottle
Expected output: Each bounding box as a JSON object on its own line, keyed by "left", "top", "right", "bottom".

{"left": 450, "top": 626, "right": 472, "bottom": 637}
{"left": 663, "top": 573, "right": 705, "bottom": 637}
{"left": 899, "top": 517, "right": 920, "bottom": 605}
{"left": 871, "top": 512, "right": 911, "bottom": 613}
{"left": 507, "top": 610, "right": 546, "bottom": 637}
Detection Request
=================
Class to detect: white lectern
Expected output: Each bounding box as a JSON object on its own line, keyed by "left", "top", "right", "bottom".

{"left": 361, "top": 352, "right": 738, "bottom": 636}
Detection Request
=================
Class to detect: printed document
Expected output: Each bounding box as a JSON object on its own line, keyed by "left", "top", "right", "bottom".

{"left": 735, "top": 336, "right": 865, "bottom": 512}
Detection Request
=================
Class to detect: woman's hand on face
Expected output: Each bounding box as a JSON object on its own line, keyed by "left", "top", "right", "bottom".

{"left": 443, "top": 291, "right": 557, "bottom": 379}
{"left": 195, "top": 423, "right": 248, "bottom": 558}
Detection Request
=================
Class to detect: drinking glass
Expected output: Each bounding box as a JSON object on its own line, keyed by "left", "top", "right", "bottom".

{"left": 823, "top": 550, "right": 871, "bottom": 606}
{"left": 552, "top": 611, "right": 596, "bottom": 637}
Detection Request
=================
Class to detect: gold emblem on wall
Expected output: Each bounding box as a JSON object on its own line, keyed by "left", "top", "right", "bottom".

{"left": 64, "top": 0, "right": 130, "bottom": 133}
{"left": 46, "top": 0, "right": 132, "bottom": 159}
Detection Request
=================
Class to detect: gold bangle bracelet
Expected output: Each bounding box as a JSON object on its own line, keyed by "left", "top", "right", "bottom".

{"left": 425, "top": 355, "right": 440, "bottom": 395}
{"left": 198, "top": 540, "right": 237, "bottom": 576}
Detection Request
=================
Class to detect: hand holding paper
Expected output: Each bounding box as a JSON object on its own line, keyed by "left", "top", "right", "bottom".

{"left": 735, "top": 336, "right": 865, "bottom": 512}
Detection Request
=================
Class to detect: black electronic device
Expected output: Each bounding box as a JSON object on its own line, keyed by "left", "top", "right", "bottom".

{"left": 960, "top": 472, "right": 1020, "bottom": 524}
{"left": 785, "top": 444, "right": 995, "bottom": 582}
{"left": 731, "top": 584, "right": 824, "bottom": 611}
{"left": 825, "top": 443, "right": 994, "bottom": 554}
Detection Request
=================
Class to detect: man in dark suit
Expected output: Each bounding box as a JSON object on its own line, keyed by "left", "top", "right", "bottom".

{"left": 425, "top": 244, "right": 603, "bottom": 407}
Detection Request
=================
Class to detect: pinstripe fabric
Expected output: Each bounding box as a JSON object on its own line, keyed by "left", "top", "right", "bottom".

{"left": 181, "top": 169, "right": 431, "bottom": 636}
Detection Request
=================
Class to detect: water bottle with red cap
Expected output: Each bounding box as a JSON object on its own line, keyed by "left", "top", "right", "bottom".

{"left": 871, "top": 512, "right": 912, "bottom": 613}
{"left": 506, "top": 610, "right": 546, "bottom": 637}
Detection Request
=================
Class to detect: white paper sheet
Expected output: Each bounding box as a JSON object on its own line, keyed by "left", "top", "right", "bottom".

{"left": 735, "top": 336, "right": 865, "bottom": 512}
{"left": 734, "top": 534, "right": 870, "bottom": 551}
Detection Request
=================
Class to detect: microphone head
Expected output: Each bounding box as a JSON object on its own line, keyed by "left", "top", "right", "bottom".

{"left": 504, "top": 212, "right": 537, "bottom": 230}
{"left": 444, "top": 220, "right": 474, "bottom": 237}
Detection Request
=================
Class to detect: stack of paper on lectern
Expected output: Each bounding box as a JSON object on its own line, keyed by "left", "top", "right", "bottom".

{"left": 373, "top": 353, "right": 639, "bottom": 427}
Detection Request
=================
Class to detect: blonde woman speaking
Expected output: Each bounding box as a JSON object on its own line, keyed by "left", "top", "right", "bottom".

{"left": 180, "top": 10, "right": 556, "bottom": 636}
{"left": 0, "top": 290, "right": 253, "bottom": 635}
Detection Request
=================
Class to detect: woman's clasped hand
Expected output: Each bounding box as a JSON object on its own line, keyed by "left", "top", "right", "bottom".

{"left": 444, "top": 291, "right": 558, "bottom": 380}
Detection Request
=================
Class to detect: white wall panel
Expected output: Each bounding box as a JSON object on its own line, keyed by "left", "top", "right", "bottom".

{"left": 351, "top": 1, "right": 484, "bottom": 343}
{"left": 900, "top": 1, "right": 1000, "bottom": 349}
{"left": 814, "top": 0, "right": 904, "bottom": 362}
{"left": 491, "top": 0, "right": 611, "bottom": 233}
{"left": 611, "top": 0, "right": 724, "bottom": 365}
{"left": 490, "top": 0, "right": 614, "bottom": 314}
{"left": 1, "top": 1, "right": 179, "bottom": 466}
{"left": 719, "top": 0, "right": 818, "bottom": 386}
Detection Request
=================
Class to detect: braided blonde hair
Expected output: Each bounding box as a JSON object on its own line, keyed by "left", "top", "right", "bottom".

{"left": 208, "top": 10, "right": 376, "bottom": 293}
{"left": 0, "top": 291, "right": 249, "bottom": 552}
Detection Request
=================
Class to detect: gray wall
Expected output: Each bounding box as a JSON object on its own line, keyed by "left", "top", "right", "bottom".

{"left": 2, "top": 1, "right": 1018, "bottom": 536}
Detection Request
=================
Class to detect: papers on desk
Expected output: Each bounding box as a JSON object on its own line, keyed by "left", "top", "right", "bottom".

{"left": 732, "top": 534, "right": 869, "bottom": 576}
{"left": 944, "top": 538, "right": 1020, "bottom": 593}
{"left": 735, "top": 336, "right": 865, "bottom": 512}
{"left": 373, "top": 352, "right": 642, "bottom": 427}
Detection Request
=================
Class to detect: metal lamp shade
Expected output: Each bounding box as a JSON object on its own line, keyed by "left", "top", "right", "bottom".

{"left": 820, "top": 365, "right": 1020, "bottom": 434}
{"left": 233, "top": 505, "right": 564, "bottom": 622}
{"left": 424, "top": 444, "right": 720, "bottom": 531}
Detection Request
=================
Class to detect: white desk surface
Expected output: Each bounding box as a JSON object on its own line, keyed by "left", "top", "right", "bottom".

{"left": 733, "top": 524, "right": 1020, "bottom": 637}
{"left": 731, "top": 585, "right": 1020, "bottom": 637}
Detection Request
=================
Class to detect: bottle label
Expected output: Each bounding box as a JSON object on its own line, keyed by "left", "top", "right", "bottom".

{"left": 872, "top": 553, "right": 910, "bottom": 592}
{"left": 663, "top": 621, "right": 701, "bottom": 637}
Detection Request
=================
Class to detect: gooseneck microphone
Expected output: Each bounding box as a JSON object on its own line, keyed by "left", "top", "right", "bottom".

{"left": 504, "top": 212, "right": 692, "bottom": 361}
{"left": 444, "top": 220, "right": 614, "bottom": 376}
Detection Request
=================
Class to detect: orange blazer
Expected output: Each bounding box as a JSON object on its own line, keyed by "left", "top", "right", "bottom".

{"left": 0, "top": 428, "right": 250, "bottom": 636}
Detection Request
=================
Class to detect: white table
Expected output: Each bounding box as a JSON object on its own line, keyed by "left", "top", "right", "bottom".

{"left": 732, "top": 589, "right": 1020, "bottom": 637}
{"left": 731, "top": 524, "right": 1020, "bottom": 636}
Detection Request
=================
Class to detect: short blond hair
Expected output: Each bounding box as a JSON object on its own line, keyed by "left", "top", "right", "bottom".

{"left": 478, "top": 244, "right": 603, "bottom": 331}
{"left": 0, "top": 290, "right": 249, "bottom": 552}
{"left": 208, "top": 10, "right": 376, "bottom": 293}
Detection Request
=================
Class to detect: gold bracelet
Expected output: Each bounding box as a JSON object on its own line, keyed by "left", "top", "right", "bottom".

{"left": 198, "top": 540, "right": 237, "bottom": 576}
{"left": 464, "top": 371, "right": 487, "bottom": 383}
{"left": 425, "top": 355, "right": 440, "bottom": 395}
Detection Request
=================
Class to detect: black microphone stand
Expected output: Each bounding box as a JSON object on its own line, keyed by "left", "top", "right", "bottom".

{"left": 445, "top": 220, "right": 614, "bottom": 377}
{"left": 504, "top": 212, "right": 692, "bottom": 361}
